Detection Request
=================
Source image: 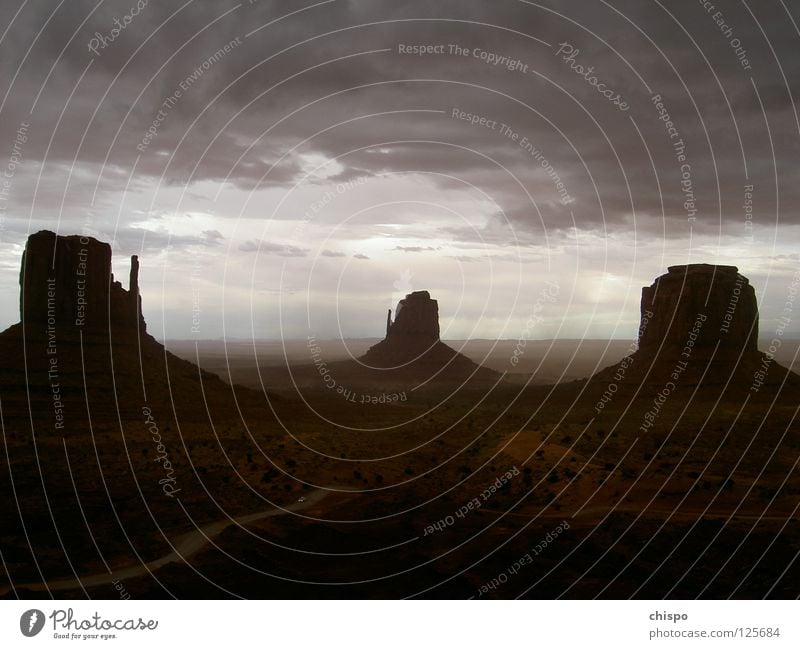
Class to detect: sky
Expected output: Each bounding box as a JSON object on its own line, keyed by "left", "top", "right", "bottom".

{"left": 0, "top": 0, "right": 799, "bottom": 342}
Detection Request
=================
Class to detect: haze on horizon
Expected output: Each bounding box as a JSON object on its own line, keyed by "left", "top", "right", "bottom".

{"left": 0, "top": 1, "right": 798, "bottom": 342}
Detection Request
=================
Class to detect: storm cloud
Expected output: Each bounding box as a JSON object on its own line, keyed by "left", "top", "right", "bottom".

{"left": 0, "top": 0, "right": 798, "bottom": 340}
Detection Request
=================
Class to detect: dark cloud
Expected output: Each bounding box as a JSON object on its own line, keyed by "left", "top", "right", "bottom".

{"left": 393, "top": 245, "right": 439, "bottom": 252}
{"left": 238, "top": 239, "right": 308, "bottom": 256}
{"left": 1, "top": 0, "right": 799, "bottom": 339}
{"left": 2, "top": 0, "right": 798, "bottom": 239}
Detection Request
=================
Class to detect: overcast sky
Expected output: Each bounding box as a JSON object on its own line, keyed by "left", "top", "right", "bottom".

{"left": 0, "top": 0, "right": 799, "bottom": 342}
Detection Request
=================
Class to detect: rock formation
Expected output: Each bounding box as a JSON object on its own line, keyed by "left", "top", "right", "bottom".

{"left": 386, "top": 290, "right": 440, "bottom": 342}
{"left": 1, "top": 231, "right": 246, "bottom": 426}
{"left": 358, "top": 290, "right": 497, "bottom": 384}
{"left": 593, "top": 264, "right": 796, "bottom": 390}
{"left": 638, "top": 264, "right": 757, "bottom": 359}
{"left": 362, "top": 291, "right": 444, "bottom": 366}
{"left": 20, "top": 230, "right": 144, "bottom": 332}
{"left": 0, "top": 233, "right": 281, "bottom": 586}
